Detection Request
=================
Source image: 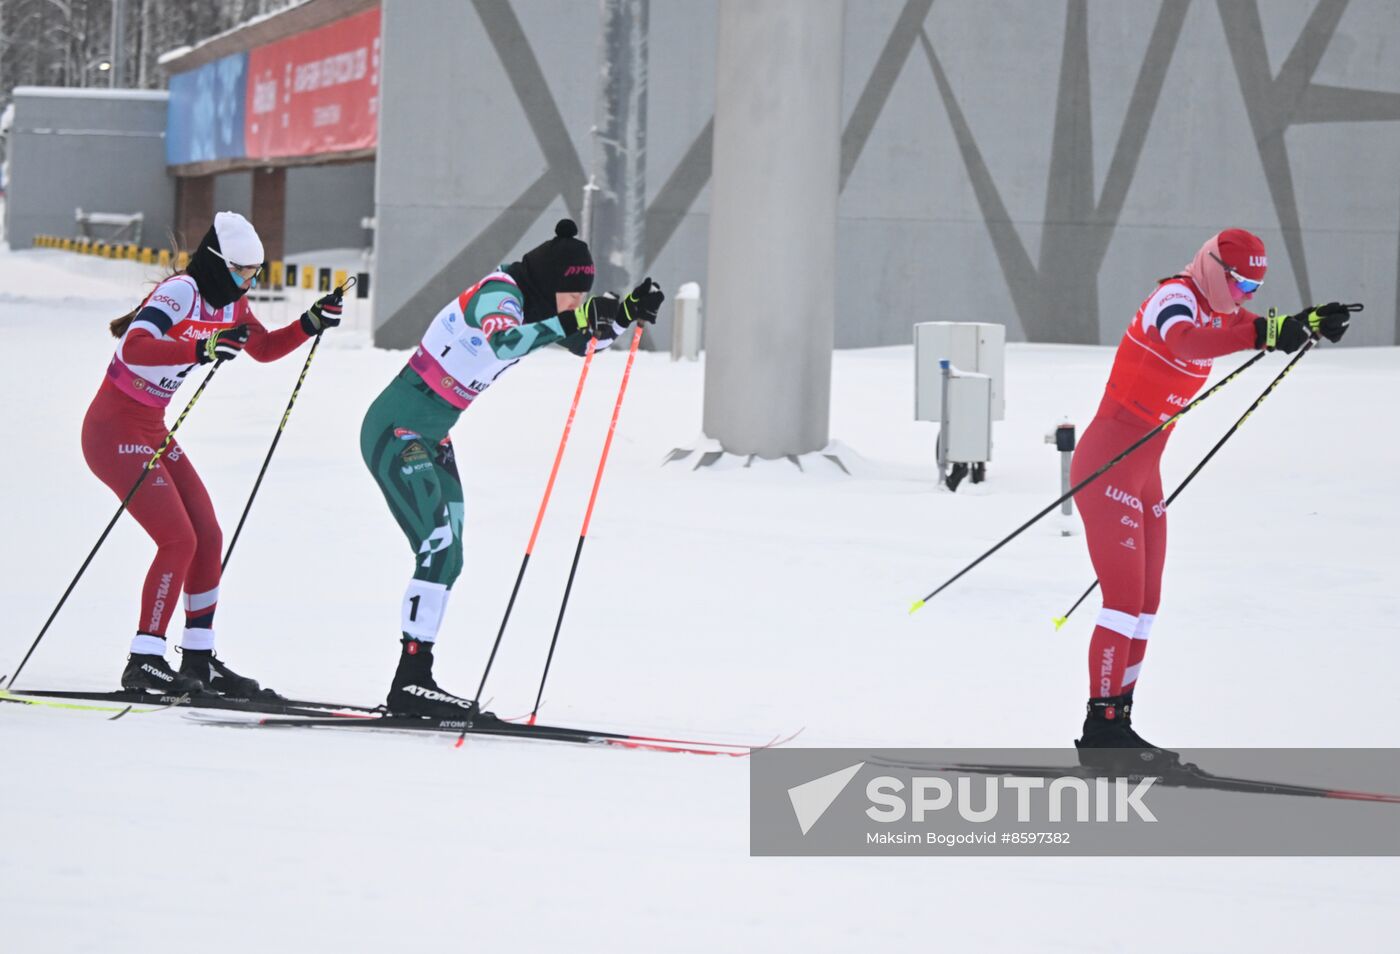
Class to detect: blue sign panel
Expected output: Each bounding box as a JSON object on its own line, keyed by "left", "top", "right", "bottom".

{"left": 166, "top": 52, "right": 248, "bottom": 165}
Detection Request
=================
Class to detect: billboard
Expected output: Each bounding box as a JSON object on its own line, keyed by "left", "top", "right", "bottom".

{"left": 244, "top": 7, "right": 380, "bottom": 159}
{"left": 167, "top": 52, "right": 248, "bottom": 165}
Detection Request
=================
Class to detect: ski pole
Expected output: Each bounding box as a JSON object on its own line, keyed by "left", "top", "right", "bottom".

{"left": 1051, "top": 305, "right": 1362, "bottom": 629}
{"left": 464, "top": 337, "right": 599, "bottom": 727}
{"left": 525, "top": 323, "right": 644, "bottom": 725}
{"left": 222, "top": 276, "right": 355, "bottom": 572}
{"left": 908, "top": 348, "right": 1268, "bottom": 615}
{"left": 5, "top": 363, "right": 225, "bottom": 689}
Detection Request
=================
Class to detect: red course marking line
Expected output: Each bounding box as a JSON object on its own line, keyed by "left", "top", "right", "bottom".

{"left": 1326, "top": 788, "right": 1400, "bottom": 804}
{"left": 607, "top": 726, "right": 806, "bottom": 757}
{"left": 604, "top": 739, "right": 753, "bottom": 757}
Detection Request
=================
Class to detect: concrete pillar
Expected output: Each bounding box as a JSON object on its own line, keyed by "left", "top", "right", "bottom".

{"left": 174, "top": 174, "right": 215, "bottom": 251}
{"left": 702, "top": 0, "right": 843, "bottom": 457}
{"left": 251, "top": 166, "right": 287, "bottom": 264}
{"left": 590, "top": 0, "right": 648, "bottom": 298}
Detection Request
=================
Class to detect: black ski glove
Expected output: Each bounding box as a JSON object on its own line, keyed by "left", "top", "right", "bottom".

{"left": 197, "top": 324, "right": 250, "bottom": 364}
{"left": 1253, "top": 309, "right": 1310, "bottom": 354}
{"left": 300, "top": 291, "right": 344, "bottom": 335}
{"left": 619, "top": 277, "right": 665, "bottom": 326}
{"left": 1298, "top": 302, "right": 1352, "bottom": 343}
{"left": 570, "top": 294, "right": 623, "bottom": 338}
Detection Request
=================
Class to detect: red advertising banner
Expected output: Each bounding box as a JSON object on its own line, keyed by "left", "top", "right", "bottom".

{"left": 244, "top": 7, "right": 380, "bottom": 159}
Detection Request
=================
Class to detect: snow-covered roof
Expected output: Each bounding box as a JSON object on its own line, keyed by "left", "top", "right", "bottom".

{"left": 157, "top": 3, "right": 305, "bottom": 66}
{"left": 160, "top": 0, "right": 374, "bottom": 74}
{"left": 156, "top": 46, "right": 194, "bottom": 67}
{"left": 12, "top": 86, "right": 169, "bottom": 102}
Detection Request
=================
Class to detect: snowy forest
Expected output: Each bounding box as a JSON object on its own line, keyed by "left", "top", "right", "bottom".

{"left": 0, "top": 0, "right": 297, "bottom": 98}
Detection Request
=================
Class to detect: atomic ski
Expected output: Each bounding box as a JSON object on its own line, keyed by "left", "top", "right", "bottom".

{"left": 868, "top": 755, "right": 1400, "bottom": 804}
{"left": 0, "top": 686, "right": 376, "bottom": 719}
{"left": 0, "top": 687, "right": 180, "bottom": 718}
{"left": 189, "top": 710, "right": 799, "bottom": 757}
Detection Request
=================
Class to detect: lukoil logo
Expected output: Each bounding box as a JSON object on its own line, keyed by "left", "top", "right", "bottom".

{"left": 1104, "top": 485, "right": 1143, "bottom": 511}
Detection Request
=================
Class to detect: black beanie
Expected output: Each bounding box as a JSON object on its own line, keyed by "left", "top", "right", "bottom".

{"left": 526, "top": 219, "right": 595, "bottom": 290}
{"left": 505, "top": 219, "right": 594, "bottom": 324}
{"left": 186, "top": 225, "right": 247, "bottom": 310}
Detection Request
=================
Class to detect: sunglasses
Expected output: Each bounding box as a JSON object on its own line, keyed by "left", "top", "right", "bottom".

{"left": 211, "top": 248, "right": 263, "bottom": 275}
{"left": 1210, "top": 252, "right": 1262, "bottom": 294}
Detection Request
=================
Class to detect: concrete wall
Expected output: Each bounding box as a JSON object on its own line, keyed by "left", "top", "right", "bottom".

{"left": 3, "top": 88, "right": 173, "bottom": 249}
{"left": 374, "top": 0, "right": 1400, "bottom": 349}
{"left": 210, "top": 160, "right": 375, "bottom": 253}
{"left": 373, "top": 0, "right": 716, "bottom": 348}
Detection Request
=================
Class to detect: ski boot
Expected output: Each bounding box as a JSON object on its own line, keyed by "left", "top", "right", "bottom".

{"left": 1074, "top": 694, "right": 1183, "bottom": 773}
{"left": 386, "top": 638, "right": 479, "bottom": 719}
{"left": 122, "top": 653, "right": 204, "bottom": 695}
{"left": 178, "top": 648, "right": 266, "bottom": 698}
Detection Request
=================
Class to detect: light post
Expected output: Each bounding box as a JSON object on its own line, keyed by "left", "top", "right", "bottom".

{"left": 109, "top": 0, "right": 126, "bottom": 87}
{"left": 83, "top": 56, "right": 113, "bottom": 88}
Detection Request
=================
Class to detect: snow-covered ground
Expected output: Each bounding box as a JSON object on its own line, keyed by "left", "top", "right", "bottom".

{"left": 1, "top": 247, "right": 1396, "bottom": 952}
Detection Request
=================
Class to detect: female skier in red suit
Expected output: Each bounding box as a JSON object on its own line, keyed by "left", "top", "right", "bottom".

{"left": 82, "top": 211, "right": 342, "bottom": 695}
{"left": 1071, "top": 228, "right": 1352, "bottom": 767}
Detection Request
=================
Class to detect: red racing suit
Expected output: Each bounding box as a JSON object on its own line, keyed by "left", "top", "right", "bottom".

{"left": 1071, "top": 277, "right": 1257, "bottom": 698}
{"left": 81, "top": 274, "right": 310, "bottom": 641}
